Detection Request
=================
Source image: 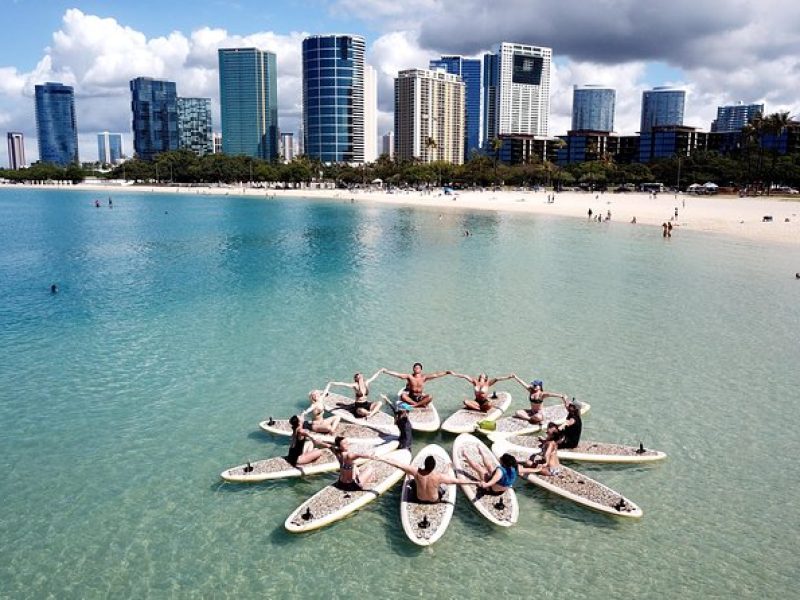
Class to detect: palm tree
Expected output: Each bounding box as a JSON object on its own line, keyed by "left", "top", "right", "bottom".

{"left": 763, "top": 111, "right": 791, "bottom": 194}
{"left": 490, "top": 137, "right": 503, "bottom": 186}
{"left": 425, "top": 137, "right": 439, "bottom": 187}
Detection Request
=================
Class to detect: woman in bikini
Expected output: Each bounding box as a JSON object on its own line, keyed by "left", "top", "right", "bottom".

{"left": 285, "top": 415, "right": 326, "bottom": 467}
{"left": 519, "top": 422, "right": 563, "bottom": 477}
{"left": 324, "top": 370, "right": 384, "bottom": 418}
{"left": 462, "top": 448, "right": 518, "bottom": 495}
{"left": 449, "top": 371, "right": 515, "bottom": 412}
{"left": 300, "top": 390, "right": 341, "bottom": 434}
{"left": 331, "top": 437, "right": 377, "bottom": 491}
{"left": 511, "top": 376, "right": 568, "bottom": 424}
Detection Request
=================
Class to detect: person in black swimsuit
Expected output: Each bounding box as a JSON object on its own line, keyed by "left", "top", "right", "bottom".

{"left": 449, "top": 371, "right": 515, "bottom": 412}
{"left": 285, "top": 415, "right": 326, "bottom": 467}
{"left": 384, "top": 400, "right": 414, "bottom": 450}
{"left": 331, "top": 437, "right": 376, "bottom": 491}
{"left": 324, "top": 370, "right": 384, "bottom": 418}
{"left": 556, "top": 399, "right": 582, "bottom": 449}
{"left": 511, "top": 376, "right": 568, "bottom": 424}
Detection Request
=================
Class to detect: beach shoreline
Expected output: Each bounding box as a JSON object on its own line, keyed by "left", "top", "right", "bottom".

{"left": 4, "top": 182, "right": 800, "bottom": 246}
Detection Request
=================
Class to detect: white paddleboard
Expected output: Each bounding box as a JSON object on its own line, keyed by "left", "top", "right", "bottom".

{"left": 399, "top": 444, "right": 456, "bottom": 547}
{"left": 258, "top": 418, "right": 389, "bottom": 442}
{"left": 396, "top": 389, "right": 440, "bottom": 432}
{"left": 330, "top": 403, "right": 400, "bottom": 436}
{"left": 451, "top": 433, "right": 518, "bottom": 527}
{"left": 494, "top": 435, "right": 667, "bottom": 464}
{"left": 441, "top": 392, "right": 512, "bottom": 434}
{"left": 492, "top": 440, "right": 643, "bottom": 518}
{"left": 478, "top": 401, "right": 591, "bottom": 438}
{"left": 284, "top": 448, "right": 412, "bottom": 533}
{"left": 221, "top": 439, "right": 398, "bottom": 483}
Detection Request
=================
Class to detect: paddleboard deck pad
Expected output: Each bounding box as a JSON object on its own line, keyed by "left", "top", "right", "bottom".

{"left": 400, "top": 444, "right": 456, "bottom": 546}
{"left": 495, "top": 435, "right": 667, "bottom": 464}
{"left": 441, "top": 392, "right": 511, "bottom": 434}
{"left": 396, "top": 390, "right": 440, "bottom": 432}
{"left": 478, "top": 401, "right": 591, "bottom": 437}
{"left": 259, "top": 419, "right": 389, "bottom": 442}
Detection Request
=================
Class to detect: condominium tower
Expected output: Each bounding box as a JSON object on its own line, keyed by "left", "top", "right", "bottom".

{"left": 97, "top": 132, "right": 123, "bottom": 164}
{"left": 35, "top": 82, "right": 79, "bottom": 166}
{"left": 218, "top": 48, "right": 279, "bottom": 160}
{"left": 430, "top": 55, "right": 482, "bottom": 158}
{"left": 571, "top": 85, "right": 615, "bottom": 132}
{"left": 6, "top": 132, "right": 26, "bottom": 169}
{"left": 280, "top": 132, "right": 295, "bottom": 162}
{"left": 482, "top": 43, "right": 552, "bottom": 143}
{"left": 640, "top": 86, "right": 686, "bottom": 133}
{"left": 394, "top": 68, "right": 465, "bottom": 164}
{"left": 130, "top": 77, "right": 178, "bottom": 160}
{"left": 711, "top": 102, "right": 764, "bottom": 133}
{"left": 382, "top": 131, "right": 394, "bottom": 159}
{"left": 364, "top": 64, "right": 378, "bottom": 163}
{"left": 302, "top": 34, "right": 366, "bottom": 163}
{"left": 177, "top": 97, "right": 213, "bottom": 156}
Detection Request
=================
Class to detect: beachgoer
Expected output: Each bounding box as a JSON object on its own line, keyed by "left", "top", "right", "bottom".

{"left": 667, "top": 222, "right": 673, "bottom": 237}
{"left": 556, "top": 399, "right": 583, "bottom": 449}
{"left": 511, "top": 376, "right": 568, "bottom": 424}
{"left": 331, "top": 436, "right": 376, "bottom": 491}
{"left": 606, "top": 210, "right": 612, "bottom": 221}
{"left": 674, "top": 207, "right": 679, "bottom": 219}
{"left": 449, "top": 371, "right": 515, "bottom": 412}
{"left": 50, "top": 283, "right": 58, "bottom": 294}
{"left": 386, "top": 400, "right": 414, "bottom": 450}
{"left": 796, "top": 273, "right": 800, "bottom": 279}
{"left": 662, "top": 222, "right": 668, "bottom": 238}
{"left": 323, "top": 370, "right": 384, "bottom": 418}
{"left": 631, "top": 216, "right": 637, "bottom": 224}
{"left": 462, "top": 448, "right": 518, "bottom": 494}
{"left": 588, "top": 208, "right": 593, "bottom": 219}
{"left": 376, "top": 454, "right": 478, "bottom": 503}
{"left": 285, "top": 415, "right": 326, "bottom": 467}
{"left": 108, "top": 197, "right": 112, "bottom": 207}
{"left": 300, "top": 390, "right": 341, "bottom": 434}
{"left": 519, "top": 422, "right": 563, "bottom": 477}
{"left": 94, "top": 199, "right": 100, "bottom": 208}
{"left": 383, "top": 363, "right": 450, "bottom": 408}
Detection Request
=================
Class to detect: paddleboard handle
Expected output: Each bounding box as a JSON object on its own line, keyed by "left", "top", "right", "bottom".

{"left": 267, "top": 417, "right": 275, "bottom": 426}
{"left": 418, "top": 515, "right": 430, "bottom": 529}
{"left": 301, "top": 507, "right": 313, "bottom": 521}
{"left": 613, "top": 499, "right": 628, "bottom": 512}
{"left": 635, "top": 442, "right": 646, "bottom": 454}
{"left": 494, "top": 498, "right": 506, "bottom": 511}
{"left": 244, "top": 462, "right": 253, "bottom": 473}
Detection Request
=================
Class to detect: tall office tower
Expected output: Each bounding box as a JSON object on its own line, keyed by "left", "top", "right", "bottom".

{"left": 34, "top": 82, "right": 79, "bottom": 166}
{"left": 710, "top": 102, "right": 764, "bottom": 132}
{"left": 430, "top": 55, "right": 482, "bottom": 158}
{"left": 213, "top": 133, "right": 223, "bottom": 154}
{"left": 482, "top": 43, "right": 552, "bottom": 143}
{"left": 382, "top": 131, "right": 394, "bottom": 158}
{"left": 177, "top": 97, "right": 213, "bottom": 156}
{"left": 364, "top": 64, "right": 378, "bottom": 162}
{"left": 97, "top": 131, "right": 123, "bottom": 164}
{"left": 280, "top": 132, "right": 295, "bottom": 162}
{"left": 571, "top": 85, "right": 616, "bottom": 132}
{"left": 302, "top": 34, "right": 366, "bottom": 163}
{"left": 6, "top": 132, "right": 26, "bottom": 169}
{"left": 640, "top": 86, "right": 686, "bottom": 133}
{"left": 218, "top": 48, "right": 279, "bottom": 160}
{"left": 394, "top": 68, "right": 465, "bottom": 165}
{"left": 130, "top": 77, "right": 178, "bottom": 160}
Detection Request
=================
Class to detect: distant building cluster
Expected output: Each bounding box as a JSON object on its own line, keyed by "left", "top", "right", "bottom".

{"left": 6, "top": 34, "right": 797, "bottom": 171}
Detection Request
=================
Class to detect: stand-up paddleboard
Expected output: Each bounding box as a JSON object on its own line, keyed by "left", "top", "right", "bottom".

{"left": 399, "top": 445, "right": 456, "bottom": 547}
{"left": 492, "top": 440, "right": 643, "bottom": 518}
{"left": 221, "top": 439, "right": 399, "bottom": 483}
{"left": 285, "top": 448, "right": 412, "bottom": 533}
{"left": 258, "top": 418, "right": 388, "bottom": 442}
{"left": 492, "top": 435, "right": 667, "bottom": 464}
{"left": 451, "top": 433, "right": 518, "bottom": 527}
{"left": 396, "top": 389, "right": 440, "bottom": 432}
{"left": 477, "top": 401, "right": 591, "bottom": 438}
{"left": 330, "top": 403, "right": 400, "bottom": 436}
{"left": 318, "top": 390, "right": 358, "bottom": 412}
{"left": 441, "top": 392, "right": 512, "bottom": 434}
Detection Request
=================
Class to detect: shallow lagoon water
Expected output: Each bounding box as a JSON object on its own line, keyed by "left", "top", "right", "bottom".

{"left": 0, "top": 188, "right": 798, "bottom": 598}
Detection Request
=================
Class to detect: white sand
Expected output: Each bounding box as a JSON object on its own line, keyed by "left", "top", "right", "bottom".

{"left": 7, "top": 182, "right": 800, "bottom": 246}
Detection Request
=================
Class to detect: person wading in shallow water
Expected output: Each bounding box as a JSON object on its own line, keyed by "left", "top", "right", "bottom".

{"left": 383, "top": 362, "right": 450, "bottom": 408}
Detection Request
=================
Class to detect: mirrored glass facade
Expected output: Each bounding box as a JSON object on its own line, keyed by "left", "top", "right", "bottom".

{"left": 35, "top": 82, "right": 79, "bottom": 166}
{"left": 571, "top": 85, "right": 615, "bottom": 132}
{"left": 640, "top": 87, "right": 685, "bottom": 133}
{"left": 130, "top": 78, "right": 179, "bottom": 161}
{"left": 177, "top": 97, "right": 213, "bottom": 156}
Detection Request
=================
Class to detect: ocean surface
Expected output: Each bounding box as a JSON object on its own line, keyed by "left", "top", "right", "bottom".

{"left": 0, "top": 187, "right": 798, "bottom": 599}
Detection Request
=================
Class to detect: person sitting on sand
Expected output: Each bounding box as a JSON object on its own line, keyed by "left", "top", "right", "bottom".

{"left": 323, "top": 370, "right": 384, "bottom": 418}
{"left": 285, "top": 415, "right": 327, "bottom": 467}
{"left": 383, "top": 363, "right": 450, "bottom": 408}
{"left": 462, "top": 448, "right": 519, "bottom": 495}
{"left": 511, "top": 376, "right": 568, "bottom": 424}
{"left": 519, "top": 422, "right": 563, "bottom": 477}
{"left": 449, "top": 371, "right": 515, "bottom": 412}
{"left": 299, "top": 390, "right": 341, "bottom": 434}
{"left": 376, "top": 454, "right": 478, "bottom": 503}
{"left": 331, "top": 437, "right": 376, "bottom": 492}
{"left": 556, "top": 399, "right": 583, "bottom": 450}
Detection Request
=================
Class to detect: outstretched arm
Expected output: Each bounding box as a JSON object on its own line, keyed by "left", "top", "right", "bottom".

{"left": 365, "top": 369, "right": 385, "bottom": 386}
{"left": 488, "top": 374, "right": 515, "bottom": 386}
{"left": 374, "top": 455, "right": 417, "bottom": 476}
{"left": 440, "top": 473, "right": 480, "bottom": 486}
{"left": 450, "top": 372, "right": 475, "bottom": 384}
{"left": 382, "top": 369, "right": 408, "bottom": 380}
{"left": 541, "top": 391, "right": 568, "bottom": 402}
{"left": 423, "top": 370, "right": 451, "bottom": 382}
{"left": 511, "top": 375, "right": 530, "bottom": 389}
{"left": 327, "top": 380, "right": 357, "bottom": 391}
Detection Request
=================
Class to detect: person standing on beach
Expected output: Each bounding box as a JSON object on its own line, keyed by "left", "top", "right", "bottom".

{"left": 588, "top": 208, "right": 593, "bottom": 219}
{"left": 383, "top": 363, "right": 450, "bottom": 408}
{"left": 662, "top": 222, "right": 668, "bottom": 238}
{"left": 674, "top": 207, "right": 679, "bottom": 220}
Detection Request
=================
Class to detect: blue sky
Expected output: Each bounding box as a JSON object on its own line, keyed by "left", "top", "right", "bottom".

{"left": 1, "top": 0, "right": 798, "bottom": 165}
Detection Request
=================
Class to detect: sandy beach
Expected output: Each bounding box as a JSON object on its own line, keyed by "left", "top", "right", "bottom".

{"left": 6, "top": 182, "right": 800, "bottom": 246}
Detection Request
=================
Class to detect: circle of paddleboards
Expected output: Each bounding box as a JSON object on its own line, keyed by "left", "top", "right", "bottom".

{"left": 441, "top": 392, "right": 512, "bottom": 434}
{"left": 451, "top": 433, "right": 518, "bottom": 527}
{"left": 492, "top": 434, "right": 667, "bottom": 464}
{"left": 396, "top": 389, "right": 440, "bottom": 432}
{"left": 477, "top": 401, "right": 591, "bottom": 438}
{"left": 491, "top": 439, "right": 643, "bottom": 518}
{"left": 221, "top": 439, "right": 399, "bottom": 483}
{"left": 284, "top": 448, "right": 412, "bottom": 533}
{"left": 400, "top": 444, "right": 457, "bottom": 547}
{"left": 258, "top": 418, "right": 391, "bottom": 442}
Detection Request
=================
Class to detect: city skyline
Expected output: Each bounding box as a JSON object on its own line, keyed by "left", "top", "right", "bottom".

{"left": 1, "top": 2, "right": 799, "bottom": 165}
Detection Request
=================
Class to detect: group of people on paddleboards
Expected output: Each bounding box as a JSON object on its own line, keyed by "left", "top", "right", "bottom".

{"left": 279, "top": 362, "right": 585, "bottom": 503}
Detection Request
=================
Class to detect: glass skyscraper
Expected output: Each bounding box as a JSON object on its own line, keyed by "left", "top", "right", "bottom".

{"left": 97, "top": 132, "right": 123, "bottom": 164}
{"left": 7, "top": 132, "right": 26, "bottom": 169}
{"left": 640, "top": 86, "right": 685, "bottom": 133}
{"left": 218, "top": 48, "right": 278, "bottom": 160}
{"left": 429, "top": 55, "right": 482, "bottom": 159}
{"left": 302, "top": 34, "right": 365, "bottom": 164}
{"left": 571, "top": 85, "right": 615, "bottom": 132}
{"left": 34, "top": 82, "right": 79, "bottom": 166}
{"left": 177, "top": 97, "right": 213, "bottom": 156}
{"left": 130, "top": 77, "right": 179, "bottom": 161}
{"left": 710, "top": 102, "right": 764, "bottom": 133}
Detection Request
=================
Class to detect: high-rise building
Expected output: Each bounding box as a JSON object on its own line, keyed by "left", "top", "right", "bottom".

{"left": 710, "top": 102, "right": 764, "bottom": 133}
{"left": 130, "top": 77, "right": 178, "bottom": 160}
{"left": 218, "top": 48, "right": 279, "bottom": 160}
{"left": 640, "top": 86, "right": 685, "bottom": 133}
{"left": 364, "top": 65, "right": 378, "bottom": 162}
{"left": 571, "top": 85, "right": 615, "bottom": 132}
{"left": 97, "top": 132, "right": 123, "bottom": 164}
{"left": 34, "top": 82, "right": 79, "bottom": 166}
{"left": 213, "top": 133, "right": 223, "bottom": 154}
{"left": 430, "top": 55, "right": 482, "bottom": 158}
{"left": 6, "top": 132, "right": 26, "bottom": 169}
{"left": 280, "top": 132, "right": 295, "bottom": 162}
{"left": 177, "top": 97, "right": 213, "bottom": 156}
{"left": 302, "top": 34, "right": 366, "bottom": 164}
{"left": 382, "top": 131, "right": 394, "bottom": 158}
{"left": 394, "top": 68, "right": 465, "bottom": 164}
{"left": 482, "top": 43, "right": 552, "bottom": 144}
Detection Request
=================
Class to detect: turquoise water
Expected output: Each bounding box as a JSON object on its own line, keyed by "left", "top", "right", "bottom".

{"left": 1, "top": 188, "right": 798, "bottom": 599}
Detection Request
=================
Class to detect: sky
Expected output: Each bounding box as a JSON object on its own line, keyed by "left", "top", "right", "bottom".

{"left": 2, "top": 0, "right": 799, "bottom": 165}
